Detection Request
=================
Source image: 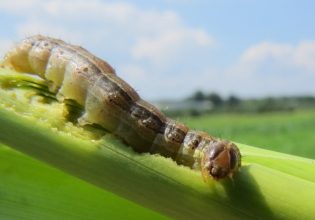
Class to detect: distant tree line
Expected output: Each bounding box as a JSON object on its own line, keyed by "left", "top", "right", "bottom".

{"left": 162, "top": 90, "right": 315, "bottom": 117}
{"left": 188, "top": 90, "right": 241, "bottom": 108}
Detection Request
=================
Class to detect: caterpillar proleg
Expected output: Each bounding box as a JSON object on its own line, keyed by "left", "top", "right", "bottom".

{"left": 1, "top": 35, "right": 241, "bottom": 180}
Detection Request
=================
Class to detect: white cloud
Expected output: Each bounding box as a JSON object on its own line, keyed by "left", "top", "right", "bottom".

{"left": 237, "top": 41, "right": 315, "bottom": 75}
{"left": 239, "top": 41, "right": 315, "bottom": 73}
{"left": 132, "top": 29, "right": 213, "bottom": 67}
{"left": 220, "top": 41, "right": 315, "bottom": 97}
{"left": 294, "top": 42, "right": 315, "bottom": 72}
{"left": 240, "top": 42, "right": 293, "bottom": 64}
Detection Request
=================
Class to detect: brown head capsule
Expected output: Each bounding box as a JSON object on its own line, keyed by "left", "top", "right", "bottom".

{"left": 201, "top": 140, "right": 241, "bottom": 180}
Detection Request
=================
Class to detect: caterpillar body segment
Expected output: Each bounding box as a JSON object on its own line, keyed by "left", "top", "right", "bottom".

{"left": 1, "top": 35, "right": 241, "bottom": 180}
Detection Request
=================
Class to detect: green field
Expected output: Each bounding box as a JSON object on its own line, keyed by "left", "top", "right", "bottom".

{"left": 180, "top": 109, "right": 315, "bottom": 159}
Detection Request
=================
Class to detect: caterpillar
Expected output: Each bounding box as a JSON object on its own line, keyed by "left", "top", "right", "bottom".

{"left": 1, "top": 35, "right": 241, "bottom": 180}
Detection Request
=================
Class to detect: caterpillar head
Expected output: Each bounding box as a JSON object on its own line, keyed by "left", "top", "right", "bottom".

{"left": 201, "top": 140, "right": 241, "bottom": 180}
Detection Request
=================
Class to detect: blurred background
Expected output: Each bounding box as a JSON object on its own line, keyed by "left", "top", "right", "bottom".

{"left": 1, "top": 0, "right": 315, "bottom": 159}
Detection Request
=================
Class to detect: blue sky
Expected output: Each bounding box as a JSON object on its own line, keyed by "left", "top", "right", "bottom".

{"left": 1, "top": 0, "right": 315, "bottom": 100}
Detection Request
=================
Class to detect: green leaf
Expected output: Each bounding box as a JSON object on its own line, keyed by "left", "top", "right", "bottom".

{"left": 1, "top": 68, "right": 315, "bottom": 219}
{"left": 0, "top": 144, "right": 167, "bottom": 220}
